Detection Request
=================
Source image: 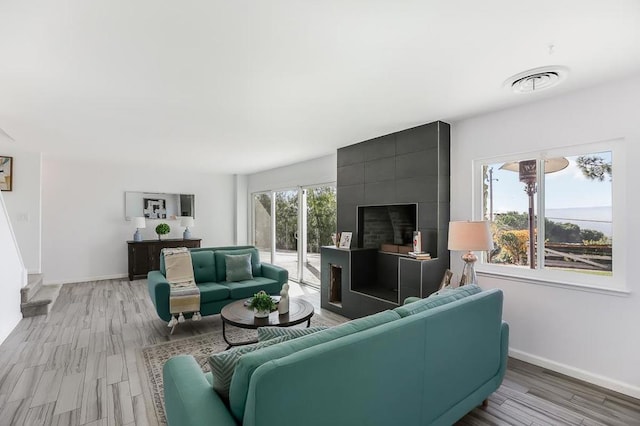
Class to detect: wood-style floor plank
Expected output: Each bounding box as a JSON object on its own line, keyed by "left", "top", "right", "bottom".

{"left": 0, "top": 278, "right": 638, "bottom": 425}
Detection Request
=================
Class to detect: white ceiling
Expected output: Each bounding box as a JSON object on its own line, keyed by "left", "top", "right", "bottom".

{"left": 1, "top": 0, "right": 639, "bottom": 174}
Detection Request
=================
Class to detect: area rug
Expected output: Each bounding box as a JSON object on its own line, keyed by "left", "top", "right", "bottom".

{"left": 141, "top": 317, "right": 335, "bottom": 425}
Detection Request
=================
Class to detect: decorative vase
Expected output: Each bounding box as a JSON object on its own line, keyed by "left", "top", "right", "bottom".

{"left": 278, "top": 283, "right": 290, "bottom": 315}
{"left": 254, "top": 309, "right": 270, "bottom": 318}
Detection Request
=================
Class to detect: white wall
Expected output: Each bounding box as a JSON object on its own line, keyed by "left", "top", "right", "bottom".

{"left": 0, "top": 145, "right": 41, "bottom": 273}
{"left": 0, "top": 190, "right": 25, "bottom": 344}
{"left": 247, "top": 154, "right": 337, "bottom": 194}
{"left": 451, "top": 75, "right": 640, "bottom": 397}
{"left": 246, "top": 154, "right": 337, "bottom": 244}
{"left": 234, "top": 174, "right": 248, "bottom": 245}
{"left": 42, "top": 156, "right": 236, "bottom": 284}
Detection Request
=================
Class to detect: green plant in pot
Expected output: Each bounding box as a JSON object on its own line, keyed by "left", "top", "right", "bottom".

{"left": 248, "top": 290, "right": 276, "bottom": 318}
{"left": 155, "top": 223, "right": 170, "bottom": 240}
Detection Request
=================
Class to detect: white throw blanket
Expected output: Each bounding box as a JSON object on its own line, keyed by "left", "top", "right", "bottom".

{"left": 162, "top": 247, "right": 201, "bottom": 327}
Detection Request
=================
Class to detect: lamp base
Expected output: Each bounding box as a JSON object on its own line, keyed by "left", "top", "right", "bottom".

{"left": 460, "top": 251, "right": 478, "bottom": 286}
{"left": 183, "top": 228, "right": 192, "bottom": 239}
{"left": 133, "top": 229, "right": 143, "bottom": 242}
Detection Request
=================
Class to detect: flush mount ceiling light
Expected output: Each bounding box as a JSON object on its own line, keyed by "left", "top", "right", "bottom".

{"left": 505, "top": 66, "right": 569, "bottom": 94}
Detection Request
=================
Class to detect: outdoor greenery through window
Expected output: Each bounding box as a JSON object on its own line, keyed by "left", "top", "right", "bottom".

{"left": 252, "top": 186, "right": 336, "bottom": 286}
{"left": 481, "top": 150, "right": 613, "bottom": 278}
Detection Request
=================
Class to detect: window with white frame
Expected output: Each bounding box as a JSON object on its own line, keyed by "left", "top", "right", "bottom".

{"left": 475, "top": 141, "right": 623, "bottom": 289}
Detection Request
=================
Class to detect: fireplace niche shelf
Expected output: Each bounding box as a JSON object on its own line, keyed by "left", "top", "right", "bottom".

{"left": 320, "top": 246, "right": 443, "bottom": 318}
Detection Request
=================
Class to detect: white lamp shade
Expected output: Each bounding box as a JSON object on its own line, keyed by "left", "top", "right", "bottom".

{"left": 133, "top": 217, "right": 146, "bottom": 229}
{"left": 180, "top": 216, "right": 194, "bottom": 227}
{"left": 448, "top": 221, "right": 493, "bottom": 251}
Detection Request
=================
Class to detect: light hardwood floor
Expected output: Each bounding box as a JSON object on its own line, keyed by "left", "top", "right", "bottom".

{"left": 0, "top": 279, "right": 638, "bottom": 425}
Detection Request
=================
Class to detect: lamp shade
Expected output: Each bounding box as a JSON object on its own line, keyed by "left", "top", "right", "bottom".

{"left": 133, "top": 217, "right": 146, "bottom": 229}
{"left": 180, "top": 216, "right": 194, "bottom": 227}
{"left": 448, "top": 221, "right": 493, "bottom": 251}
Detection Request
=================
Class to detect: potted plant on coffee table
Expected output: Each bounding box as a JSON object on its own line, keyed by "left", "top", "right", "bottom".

{"left": 248, "top": 290, "right": 276, "bottom": 318}
{"left": 155, "top": 223, "right": 170, "bottom": 240}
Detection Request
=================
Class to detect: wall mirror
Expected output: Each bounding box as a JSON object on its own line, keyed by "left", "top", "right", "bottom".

{"left": 125, "top": 191, "right": 195, "bottom": 220}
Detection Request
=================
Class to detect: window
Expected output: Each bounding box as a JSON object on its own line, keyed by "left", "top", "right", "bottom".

{"left": 475, "top": 141, "right": 624, "bottom": 291}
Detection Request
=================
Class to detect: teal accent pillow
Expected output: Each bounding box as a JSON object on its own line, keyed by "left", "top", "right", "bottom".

{"left": 208, "top": 336, "right": 287, "bottom": 398}
{"left": 225, "top": 254, "right": 253, "bottom": 282}
{"left": 214, "top": 248, "right": 261, "bottom": 282}
{"left": 394, "top": 284, "right": 482, "bottom": 318}
{"left": 257, "top": 326, "right": 328, "bottom": 342}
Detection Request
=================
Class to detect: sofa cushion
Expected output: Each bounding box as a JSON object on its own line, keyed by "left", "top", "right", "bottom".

{"left": 191, "top": 251, "right": 216, "bottom": 283}
{"left": 225, "top": 254, "right": 253, "bottom": 282}
{"left": 197, "top": 282, "right": 231, "bottom": 303}
{"left": 214, "top": 248, "right": 262, "bottom": 282}
{"left": 229, "top": 309, "right": 401, "bottom": 421}
{"left": 394, "top": 284, "right": 482, "bottom": 318}
{"left": 208, "top": 336, "right": 287, "bottom": 399}
{"left": 220, "top": 277, "right": 281, "bottom": 299}
{"left": 257, "top": 326, "right": 328, "bottom": 342}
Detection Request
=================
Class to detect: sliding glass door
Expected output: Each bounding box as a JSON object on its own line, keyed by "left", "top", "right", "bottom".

{"left": 252, "top": 192, "right": 273, "bottom": 263}
{"left": 275, "top": 189, "right": 299, "bottom": 282}
{"left": 303, "top": 186, "right": 337, "bottom": 286}
{"left": 252, "top": 184, "right": 336, "bottom": 287}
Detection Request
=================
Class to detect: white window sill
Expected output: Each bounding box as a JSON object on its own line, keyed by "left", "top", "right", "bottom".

{"left": 476, "top": 269, "right": 631, "bottom": 297}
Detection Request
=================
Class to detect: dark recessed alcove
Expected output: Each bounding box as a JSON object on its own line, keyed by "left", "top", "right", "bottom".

{"left": 357, "top": 204, "right": 417, "bottom": 249}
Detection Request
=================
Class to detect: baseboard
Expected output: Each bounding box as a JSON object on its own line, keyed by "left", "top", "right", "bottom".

{"left": 509, "top": 348, "right": 640, "bottom": 399}
{"left": 44, "top": 273, "right": 128, "bottom": 285}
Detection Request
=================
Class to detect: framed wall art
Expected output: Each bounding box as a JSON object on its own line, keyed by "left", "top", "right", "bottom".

{"left": 0, "top": 156, "right": 13, "bottom": 191}
{"left": 143, "top": 198, "right": 167, "bottom": 219}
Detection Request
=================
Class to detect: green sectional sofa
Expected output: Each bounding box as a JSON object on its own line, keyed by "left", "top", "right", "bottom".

{"left": 163, "top": 285, "right": 509, "bottom": 426}
{"left": 147, "top": 246, "right": 288, "bottom": 322}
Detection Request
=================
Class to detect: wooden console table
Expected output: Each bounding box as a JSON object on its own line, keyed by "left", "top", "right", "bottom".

{"left": 127, "top": 238, "right": 201, "bottom": 281}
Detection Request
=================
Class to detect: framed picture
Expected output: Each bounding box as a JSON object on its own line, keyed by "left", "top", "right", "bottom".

{"left": 0, "top": 156, "right": 13, "bottom": 191}
{"left": 339, "top": 232, "right": 352, "bottom": 249}
{"left": 143, "top": 198, "right": 167, "bottom": 219}
{"left": 439, "top": 269, "right": 453, "bottom": 290}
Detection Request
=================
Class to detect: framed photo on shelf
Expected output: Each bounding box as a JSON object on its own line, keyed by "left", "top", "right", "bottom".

{"left": 0, "top": 156, "right": 13, "bottom": 191}
{"left": 338, "top": 232, "right": 352, "bottom": 249}
{"left": 439, "top": 269, "right": 453, "bottom": 290}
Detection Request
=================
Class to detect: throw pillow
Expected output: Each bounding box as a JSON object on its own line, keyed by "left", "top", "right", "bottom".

{"left": 257, "top": 326, "right": 329, "bottom": 342}
{"left": 208, "top": 336, "right": 287, "bottom": 398}
{"left": 225, "top": 253, "right": 253, "bottom": 282}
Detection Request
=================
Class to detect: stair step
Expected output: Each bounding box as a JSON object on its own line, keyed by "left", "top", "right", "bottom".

{"left": 20, "top": 273, "right": 44, "bottom": 303}
{"left": 21, "top": 283, "right": 61, "bottom": 318}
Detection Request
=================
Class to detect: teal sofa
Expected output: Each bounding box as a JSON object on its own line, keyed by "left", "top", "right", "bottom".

{"left": 147, "top": 246, "right": 288, "bottom": 322}
{"left": 163, "top": 287, "right": 509, "bottom": 426}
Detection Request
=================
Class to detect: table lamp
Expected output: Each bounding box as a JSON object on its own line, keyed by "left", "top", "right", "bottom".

{"left": 133, "top": 217, "right": 146, "bottom": 242}
{"left": 181, "top": 216, "right": 194, "bottom": 239}
{"left": 448, "top": 221, "right": 493, "bottom": 286}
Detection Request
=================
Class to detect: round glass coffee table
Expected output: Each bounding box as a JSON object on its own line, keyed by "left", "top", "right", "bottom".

{"left": 220, "top": 298, "right": 315, "bottom": 349}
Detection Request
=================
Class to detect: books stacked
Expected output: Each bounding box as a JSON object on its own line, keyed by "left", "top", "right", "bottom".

{"left": 408, "top": 252, "right": 432, "bottom": 260}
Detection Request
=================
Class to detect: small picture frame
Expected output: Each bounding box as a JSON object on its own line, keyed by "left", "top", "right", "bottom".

{"left": 338, "top": 232, "right": 352, "bottom": 249}
{"left": 0, "top": 156, "right": 13, "bottom": 191}
{"left": 439, "top": 269, "right": 453, "bottom": 290}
